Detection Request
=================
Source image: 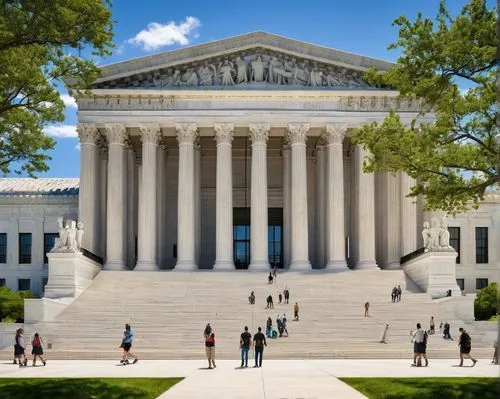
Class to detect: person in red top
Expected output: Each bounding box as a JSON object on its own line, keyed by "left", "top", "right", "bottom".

{"left": 31, "top": 333, "right": 46, "bottom": 366}
{"left": 204, "top": 324, "right": 216, "bottom": 369}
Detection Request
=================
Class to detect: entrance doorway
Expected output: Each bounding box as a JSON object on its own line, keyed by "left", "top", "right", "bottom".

{"left": 233, "top": 208, "right": 283, "bottom": 269}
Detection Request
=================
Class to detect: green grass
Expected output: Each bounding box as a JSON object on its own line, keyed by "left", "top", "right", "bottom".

{"left": 341, "top": 377, "right": 500, "bottom": 399}
{"left": 0, "top": 377, "right": 183, "bottom": 399}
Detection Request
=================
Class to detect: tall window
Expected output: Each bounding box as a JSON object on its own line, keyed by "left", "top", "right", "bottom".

{"left": 0, "top": 233, "right": 7, "bottom": 263}
{"left": 18, "top": 233, "right": 32, "bottom": 264}
{"left": 448, "top": 227, "right": 460, "bottom": 264}
{"left": 44, "top": 233, "right": 58, "bottom": 264}
{"left": 0, "top": 278, "right": 5, "bottom": 287}
{"left": 475, "top": 227, "right": 488, "bottom": 264}
{"left": 18, "top": 278, "right": 30, "bottom": 291}
{"left": 476, "top": 278, "right": 488, "bottom": 290}
{"left": 233, "top": 225, "right": 250, "bottom": 269}
{"left": 268, "top": 225, "right": 282, "bottom": 268}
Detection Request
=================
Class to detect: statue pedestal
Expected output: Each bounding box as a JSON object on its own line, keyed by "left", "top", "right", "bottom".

{"left": 44, "top": 252, "right": 101, "bottom": 299}
{"left": 402, "top": 250, "right": 461, "bottom": 297}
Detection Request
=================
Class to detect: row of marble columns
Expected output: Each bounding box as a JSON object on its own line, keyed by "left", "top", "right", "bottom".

{"left": 77, "top": 122, "right": 381, "bottom": 271}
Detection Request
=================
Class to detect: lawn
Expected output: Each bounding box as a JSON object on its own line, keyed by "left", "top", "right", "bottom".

{"left": 0, "top": 377, "right": 183, "bottom": 399}
{"left": 341, "top": 377, "right": 500, "bottom": 399}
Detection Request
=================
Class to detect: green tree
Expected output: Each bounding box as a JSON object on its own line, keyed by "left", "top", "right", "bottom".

{"left": 352, "top": 0, "right": 498, "bottom": 213}
{"left": 0, "top": 286, "right": 36, "bottom": 322}
{"left": 474, "top": 282, "right": 498, "bottom": 320}
{"left": 0, "top": 0, "right": 114, "bottom": 176}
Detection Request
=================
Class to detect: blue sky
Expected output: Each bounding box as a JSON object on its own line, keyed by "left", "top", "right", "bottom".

{"left": 41, "top": 0, "right": 485, "bottom": 178}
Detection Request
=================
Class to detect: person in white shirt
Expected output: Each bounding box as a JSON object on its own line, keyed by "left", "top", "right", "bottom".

{"left": 411, "top": 323, "right": 428, "bottom": 366}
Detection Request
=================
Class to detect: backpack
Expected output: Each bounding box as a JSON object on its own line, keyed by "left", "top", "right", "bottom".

{"left": 32, "top": 336, "right": 41, "bottom": 347}
{"left": 463, "top": 333, "right": 471, "bottom": 346}
{"left": 423, "top": 331, "right": 428, "bottom": 345}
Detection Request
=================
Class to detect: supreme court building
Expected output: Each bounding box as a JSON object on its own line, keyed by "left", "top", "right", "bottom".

{"left": 75, "top": 32, "right": 436, "bottom": 272}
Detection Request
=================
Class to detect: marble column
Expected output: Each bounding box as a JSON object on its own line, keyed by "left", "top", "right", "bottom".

{"left": 194, "top": 139, "right": 201, "bottom": 266}
{"left": 248, "top": 124, "right": 270, "bottom": 271}
{"left": 126, "top": 143, "right": 137, "bottom": 268}
{"left": 324, "top": 124, "right": 348, "bottom": 271}
{"left": 282, "top": 139, "right": 292, "bottom": 268}
{"left": 135, "top": 124, "right": 161, "bottom": 271}
{"left": 288, "top": 123, "right": 311, "bottom": 270}
{"left": 354, "top": 145, "right": 378, "bottom": 269}
{"left": 175, "top": 123, "right": 198, "bottom": 270}
{"left": 104, "top": 123, "right": 128, "bottom": 270}
{"left": 315, "top": 142, "right": 326, "bottom": 268}
{"left": 156, "top": 140, "right": 167, "bottom": 269}
{"left": 400, "top": 172, "right": 418, "bottom": 256}
{"left": 214, "top": 123, "right": 234, "bottom": 270}
{"left": 77, "top": 123, "right": 100, "bottom": 254}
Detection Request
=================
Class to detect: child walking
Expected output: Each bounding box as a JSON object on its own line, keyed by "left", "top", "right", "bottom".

{"left": 31, "top": 333, "right": 46, "bottom": 366}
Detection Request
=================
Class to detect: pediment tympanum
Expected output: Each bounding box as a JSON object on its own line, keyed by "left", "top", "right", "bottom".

{"left": 94, "top": 49, "right": 376, "bottom": 90}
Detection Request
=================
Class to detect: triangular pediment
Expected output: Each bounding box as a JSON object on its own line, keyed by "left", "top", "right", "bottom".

{"left": 93, "top": 32, "right": 394, "bottom": 90}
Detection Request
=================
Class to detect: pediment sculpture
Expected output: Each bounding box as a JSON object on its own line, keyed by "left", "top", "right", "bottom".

{"left": 98, "top": 52, "right": 375, "bottom": 90}
{"left": 422, "top": 217, "right": 454, "bottom": 252}
{"left": 51, "top": 217, "right": 84, "bottom": 253}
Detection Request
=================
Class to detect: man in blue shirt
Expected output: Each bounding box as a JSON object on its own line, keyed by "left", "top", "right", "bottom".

{"left": 121, "top": 323, "right": 138, "bottom": 365}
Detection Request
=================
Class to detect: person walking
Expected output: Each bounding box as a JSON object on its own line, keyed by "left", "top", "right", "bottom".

{"left": 364, "top": 301, "right": 370, "bottom": 317}
{"left": 278, "top": 293, "right": 283, "bottom": 304}
{"left": 240, "top": 326, "right": 252, "bottom": 368}
{"left": 31, "top": 333, "right": 46, "bottom": 366}
{"left": 458, "top": 327, "right": 477, "bottom": 367}
{"left": 443, "top": 322, "right": 453, "bottom": 340}
{"left": 120, "top": 323, "right": 138, "bottom": 365}
{"left": 294, "top": 302, "right": 299, "bottom": 321}
{"left": 284, "top": 287, "right": 290, "bottom": 304}
{"left": 391, "top": 287, "right": 397, "bottom": 303}
{"left": 268, "top": 295, "right": 274, "bottom": 309}
{"left": 268, "top": 272, "right": 273, "bottom": 284}
{"left": 249, "top": 291, "right": 255, "bottom": 304}
{"left": 15, "top": 328, "right": 27, "bottom": 367}
{"left": 204, "top": 324, "right": 216, "bottom": 369}
{"left": 429, "top": 316, "right": 435, "bottom": 335}
{"left": 253, "top": 327, "right": 267, "bottom": 368}
{"left": 282, "top": 314, "right": 289, "bottom": 337}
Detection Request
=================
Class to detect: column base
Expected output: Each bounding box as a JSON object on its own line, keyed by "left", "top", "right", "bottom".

{"left": 174, "top": 260, "right": 198, "bottom": 271}
{"left": 289, "top": 261, "right": 311, "bottom": 271}
{"left": 382, "top": 261, "right": 401, "bottom": 270}
{"left": 213, "top": 260, "right": 235, "bottom": 271}
{"left": 103, "top": 261, "right": 128, "bottom": 271}
{"left": 354, "top": 261, "right": 379, "bottom": 270}
{"left": 324, "top": 261, "right": 349, "bottom": 272}
{"left": 134, "top": 261, "right": 159, "bottom": 271}
{"left": 248, "top": 262, "right": 270, "bottom": 271}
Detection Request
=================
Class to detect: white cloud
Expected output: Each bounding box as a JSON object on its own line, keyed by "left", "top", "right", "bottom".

{"left": 60, "top": 93, "right": 77, "bottom": 108}
{"left": 44, "top": 124, "right": 77, "bottom": 138}
{"left": 127, "top": 16, "right": 201, "bottom": 51}
{"left": 75, "top": 143, "right": 81, "bottom": 151}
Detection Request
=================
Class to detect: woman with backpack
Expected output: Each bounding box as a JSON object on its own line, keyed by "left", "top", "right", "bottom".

{"left": 31, "top": 333, "right": 46, "bottom": 366}
{"left": 203, "top": 323, "right": 216, "bottom": 369}
{"left": 14, "top": 328, "right": 27, "bottom": 367}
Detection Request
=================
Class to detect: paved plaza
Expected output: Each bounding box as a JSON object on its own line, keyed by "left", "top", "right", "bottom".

{"left": 0, "top": 359, "right": 497, "bottom": 398}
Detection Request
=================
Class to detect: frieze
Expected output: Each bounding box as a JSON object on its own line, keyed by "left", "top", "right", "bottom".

{"left": 93, "top": 50, "right": 377, "bottom": 90}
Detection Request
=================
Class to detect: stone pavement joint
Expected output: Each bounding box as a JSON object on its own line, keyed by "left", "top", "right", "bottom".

{"left": 0, "top": 359, "right": 497, "bottom": 399}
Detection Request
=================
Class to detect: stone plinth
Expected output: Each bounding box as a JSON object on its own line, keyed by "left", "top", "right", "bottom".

{"left": 402, "top": 250, "right": 461, "bottom": 297}
{"left": 44, "top": 252, "right": 101, "bottom": 299}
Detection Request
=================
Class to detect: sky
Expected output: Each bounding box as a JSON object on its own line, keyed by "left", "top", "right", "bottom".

{"left": 38, "top": 0, "right": 485, "bottom": 178}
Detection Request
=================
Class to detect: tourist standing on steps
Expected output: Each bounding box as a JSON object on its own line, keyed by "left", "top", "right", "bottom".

{"left": 278, "top": 293, "right": 282, "bottom": 304}
{"left": 396, "top": 285, "right": 402, "bottom": 302}
{"left": 120, "top": 323, "right": 138, "bottom": 365}
{"left": 429, "top": 316, "right": 435, "bottom": 334}
{"left": 391, "top": 286, "right": 397, "bottom": 303}
{"left": 282, "top": 314, "right": 288, "bottom": 337}
{"left": 204, "top": 324, "right": 216, "bottom": 369}
{"left": 249, "top": 291, "right": 255, "bottom": 304}
{"left": 266, "top": 317, "right": 273, "bottom": 337}
{"left": 364, "top": 302, "right": 370, "bottom": 317}
{"left": 240, "top": 326, "right": 252, "bottom": 368}
{"left": 284, "top": 287, "right": 290, "bottom": 304}
{"left": 268, "top": 272, "right": 273, "bottom": 284}
{"left": 443, "top": 322, "right": 452, "bottom": 340}
{"left": 294, "top": 302, "right": 299, "bottom": 321}
{"left": 14, "top": 328, "right": 27, "bottom": 367}
{"left": 267, "top": 294, "right": 274, "bottom": 309}
{"left": 31, "top": 333, "right": 46, "bottom": 366}
{"left": 458, "top": 327, "right": 477, "bottom": 367}
{"left": 253, "top": 327, "right": 267, "bottom": 368}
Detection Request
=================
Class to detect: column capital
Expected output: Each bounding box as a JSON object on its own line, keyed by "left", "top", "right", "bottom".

{"left": 77, "top": 123, "right": 99, "bottom": 145}
{"left": 214, "top": 123, "right": 234, "bottom": 145}
{"left": 287, "top": 123, "right": 310, "bottom": 145}
{"left": 323, "top": 124, "right": 347, "bottom": 144}
{"left": 176, "top": 123, "right": 198, "bottom": 144}
{"left": 104, "top": 123, "right": 128, "bottom": 145}
{"left": 249, "top": 123, "right": 270, "bottom": 143}
{"left": 138, "top": 123, "right": 161, "bottom": 145}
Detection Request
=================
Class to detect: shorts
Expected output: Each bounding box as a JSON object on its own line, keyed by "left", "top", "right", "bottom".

{"left": 417, "top": 343, "right": 427, "bottom": 354}
{"left": 32, "top": 346, "right": 44, "bottom": 356}
{"left": 123, "top": 343, "right": 132, "bottom": 352}
{"left": 205, "top": 346, "right": 215, "bottom": 359}
{"left": 14, "top": 345, "right": 25, "bottom": 356}
{"left": 460, "top": 345, "right": 471, "bottom": 354}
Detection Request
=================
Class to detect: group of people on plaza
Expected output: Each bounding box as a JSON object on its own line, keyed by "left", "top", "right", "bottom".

{"left": 12, "top": 328, "right": 46, "bottom": 367}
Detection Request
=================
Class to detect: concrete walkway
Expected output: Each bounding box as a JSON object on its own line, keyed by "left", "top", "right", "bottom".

{"left": 0, "top": 359, "right": 497, "bottom": 399}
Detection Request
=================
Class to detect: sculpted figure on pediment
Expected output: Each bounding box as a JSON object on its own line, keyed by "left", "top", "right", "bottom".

{"left": 309, "top": 64, "right": 323, "bottom": 87}
{"left": 182, "top": 68, "right": 198, "bottom": 86}
{"left": 251, "top": 55, "right": 266, "bottom": 82}
{"left": 218, "top": 59, "right": 235, "bottom": 85}
{"left": 348, "top": 71, "right": 365, "bottom": 88}
{"left": 268, "top": 56, "right": 290, "bottom": 84}
{"left": 285, "top": 58, "right": 308, "bottom": 86}
{"left": 198, "top": 61, "right": 217, "bottom": 86}
{"left": 235, "top": 56, "right": 248, "bottom": 84}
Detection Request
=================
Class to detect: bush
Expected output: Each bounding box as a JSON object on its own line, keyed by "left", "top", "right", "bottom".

{"left": 474, "top": 282, "right": 498, "bottom": 321}
{"left": 0, "top": 286, "right": 37, "bottom": 322}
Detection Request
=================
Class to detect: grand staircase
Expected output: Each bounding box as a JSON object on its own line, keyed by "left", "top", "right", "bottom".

{"left": 1, "top": 269, "right": 493, "bottom": 359}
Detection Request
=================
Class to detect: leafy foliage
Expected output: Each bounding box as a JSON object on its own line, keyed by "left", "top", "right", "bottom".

{"left": 0, "top": 0, "right": 114, "bottom": 176}
{"left": 0, "top": 286, "right": 37, "bottom": 322}
{"left": 352, "top": 0, "right": 498, "bottom": 213}
{"left": 474, "top": 282, "right": 498, "bottom": 321}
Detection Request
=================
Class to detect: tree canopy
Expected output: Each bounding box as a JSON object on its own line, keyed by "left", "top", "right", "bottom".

{"left": 352, "top": 0, "right": 498, "bottom": 213}
{"left": 0, "top": 0, "right": 114, "bottom": 176}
